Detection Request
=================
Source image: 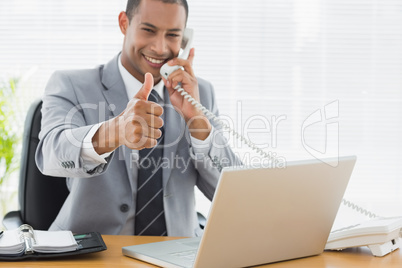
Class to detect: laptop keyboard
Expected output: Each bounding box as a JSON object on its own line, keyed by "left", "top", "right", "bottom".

{"left": 170, "top": 249, "right": 197, "bottom": 261}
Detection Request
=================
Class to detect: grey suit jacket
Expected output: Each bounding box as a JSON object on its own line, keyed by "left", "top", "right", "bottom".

{"left": 35, "top": 53, "right": 239, "bottom": 236}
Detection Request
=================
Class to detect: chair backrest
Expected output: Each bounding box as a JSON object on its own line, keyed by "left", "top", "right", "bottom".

{"left": 19, "top": 99, "right": 69, "bottom": 230}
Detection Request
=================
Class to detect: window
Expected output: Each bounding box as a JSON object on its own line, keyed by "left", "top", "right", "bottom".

{"left": 1, "top": 0, "right": 401, "bottom": 222}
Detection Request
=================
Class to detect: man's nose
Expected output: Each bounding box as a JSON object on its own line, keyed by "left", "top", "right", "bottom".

{"left": 151, "top": 35, "right": 168, "bottom": 55}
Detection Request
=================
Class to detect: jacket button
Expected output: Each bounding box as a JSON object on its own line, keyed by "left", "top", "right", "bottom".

{"left": 120, "top": 204, "right": 129, "bottom": 212}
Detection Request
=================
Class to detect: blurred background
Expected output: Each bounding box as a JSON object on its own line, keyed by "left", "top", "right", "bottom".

{"left": 0, "top": 0, "right": 401, "bottom": 227}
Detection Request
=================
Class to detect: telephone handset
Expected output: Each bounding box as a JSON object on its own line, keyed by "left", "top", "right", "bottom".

{"left": 160, "top": 28, "right": 194, "bottom": 80}
{"left": 160, "top": 29, "right": 402, "bottom": 256}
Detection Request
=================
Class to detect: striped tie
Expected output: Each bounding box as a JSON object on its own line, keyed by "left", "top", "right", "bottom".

{"left": 134, "top": 90, "right": 167, "bottom": 236}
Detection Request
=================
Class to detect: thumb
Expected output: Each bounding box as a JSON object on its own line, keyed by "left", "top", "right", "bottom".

{"left": 134, "top": 72, "right": 154, "bottom": 100}
{"left": 188, "top": 47, "right": 195, "bottom": 65}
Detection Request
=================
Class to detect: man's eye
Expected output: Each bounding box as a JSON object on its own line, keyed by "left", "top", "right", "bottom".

{"left": 142, "top": 28, "right": 154, "bottom": 33}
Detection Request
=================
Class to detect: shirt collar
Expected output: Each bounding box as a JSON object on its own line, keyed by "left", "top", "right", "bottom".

{"left": 118, "top": 54, "right": 164, "bottom": 100}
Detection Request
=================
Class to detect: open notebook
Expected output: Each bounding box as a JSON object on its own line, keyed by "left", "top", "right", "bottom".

{"left": 123, "top": 156, "right": 356, "bottom": 268}
{"left": 0, "top": 224, "right": 107, "bottom": 260}
{"left": 0, "top": 224, "right": 77, "bottom": 256}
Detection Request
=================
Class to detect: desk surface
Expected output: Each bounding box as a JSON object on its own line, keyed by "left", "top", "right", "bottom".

{"left": 3, "top": 235, "right": 402, "bottom": 267}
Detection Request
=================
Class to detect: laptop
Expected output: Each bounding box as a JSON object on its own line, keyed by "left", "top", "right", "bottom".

{"left": 123, "top": 156, "right": 356, "bottom": 268}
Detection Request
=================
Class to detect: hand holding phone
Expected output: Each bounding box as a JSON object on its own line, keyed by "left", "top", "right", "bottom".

{"left": 160, "top": 28, "right": 200, "bottom": 116}
{"left": 160, "top": 28, "right": 211, "bottom": 140}
{"left": 160, "top": 28, "right": 194, "bottom": 80}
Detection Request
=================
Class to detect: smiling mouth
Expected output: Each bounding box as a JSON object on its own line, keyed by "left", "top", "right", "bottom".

{"left": 144, "top": 55, "right": 166, "bottom": 65}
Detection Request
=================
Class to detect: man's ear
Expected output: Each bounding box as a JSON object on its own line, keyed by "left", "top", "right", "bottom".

{"left": 118, "top": 11, "right": 129, "bottom": 35}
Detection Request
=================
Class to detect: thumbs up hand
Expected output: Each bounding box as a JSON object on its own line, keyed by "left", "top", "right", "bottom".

{"left": 92, "top": 73, "right": 164, "bottom": 154}
{"left": 119, "top": 73, "right": 164, "bottom": 150}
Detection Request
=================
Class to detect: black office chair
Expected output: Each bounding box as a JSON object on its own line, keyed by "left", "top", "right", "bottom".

{"left": 2, "top": 99, "right": 69, "bottom": 230}
{"left": 2, "top": 98, "right": 207, "bottom": 231}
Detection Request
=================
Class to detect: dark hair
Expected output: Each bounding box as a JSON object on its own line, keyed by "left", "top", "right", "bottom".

{"left": 126, "top": 0, "right": 189, "bottom": 23}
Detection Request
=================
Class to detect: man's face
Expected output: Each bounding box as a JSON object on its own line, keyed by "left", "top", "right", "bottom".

{"left": 119, "top": 0, "right": 187, "bottom": 84}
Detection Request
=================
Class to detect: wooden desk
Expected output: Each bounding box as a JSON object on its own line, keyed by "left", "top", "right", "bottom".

{"left": 3, "top": 235, "right": 402, "bottom": 267}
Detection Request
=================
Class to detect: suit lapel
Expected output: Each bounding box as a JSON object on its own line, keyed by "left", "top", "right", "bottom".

{"left": 100, "top": 54, "right": 134, "bottom": 188}
{"left": 100, "top": 53, "right": 128, "bottom": 117}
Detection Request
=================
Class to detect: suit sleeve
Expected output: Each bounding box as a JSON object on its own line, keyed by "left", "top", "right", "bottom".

{"left": 189, "top": 79, "right": 242, "bottom": 200}
{"left": 35, "top": 71, "right": 114, "bottom": 178}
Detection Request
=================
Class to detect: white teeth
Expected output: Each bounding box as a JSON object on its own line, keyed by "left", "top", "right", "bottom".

{"left": 145, "top": 56, "right": 164, "bottom": 64}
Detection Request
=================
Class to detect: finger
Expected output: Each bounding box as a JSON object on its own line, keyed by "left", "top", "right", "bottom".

{"left": 146, "top": 114, "right": 164, "bottom": 129}
{"left": 145, "top": 127, "right": 163, "bottom": 140}
{"left": 168, "top": 48, "right": 195, "bottom": 66}
{"left": 131, "top": 114, "right": 164, "bottom": 129}
{"left": 162, "top": 77, "right": 171, "bottom": 89}
{"left": 142, "top": 138, "right": 158, "bottom": 149}
{"left": 187, "top": 47, "right": 195, "bottom": 66}
{"left": 165, "top": 85, "right": 176, "bottom": 96}
{"left": 137, "top": 131, "right": 162, "bottom": 148}
{"left": 134, "top": 72, "right": 154, "bottom": 100}
{"left": 134, "top": 100, "right": 164, "bottom": 117}
{"left": 162, "top": 77, "right": 180, "bottom": 97}
{"left": 163, "top": 76, "right": 182, "bottom": 92}
{"left": 168, "top": 56, "right": 195, "bottom": 77}
{"left": 128, "top": 135, "right": 158, "bottom": 149}
{"left": 167, "top": 70, "right": 190, "bottom": 90}
{"left": 132, "top": 124, "right": 162, "bottom": 139}
{"left": 126, "top": 126, "right": 161, "bottom": 149}
{"left": 147, "top": 102, "right": 164, "bottom": 117}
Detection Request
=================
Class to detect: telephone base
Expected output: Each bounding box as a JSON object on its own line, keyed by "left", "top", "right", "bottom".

{"left": 367, "top": 237, "right": 401, "bottom": 257}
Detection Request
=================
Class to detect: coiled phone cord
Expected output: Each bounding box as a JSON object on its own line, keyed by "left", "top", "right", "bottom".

{"left": 176, "top": 85, "right": 380, "bottom": 219}
{"left": 341, "top": 199, "right": 379, "bottom": 218}
{"left": 176, "top": 86, "right": 279, "bottom": 164}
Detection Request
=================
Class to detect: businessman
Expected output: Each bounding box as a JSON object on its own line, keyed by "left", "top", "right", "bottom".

{"left": 36, "top": 0, "right": 240, "bottom": 236}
